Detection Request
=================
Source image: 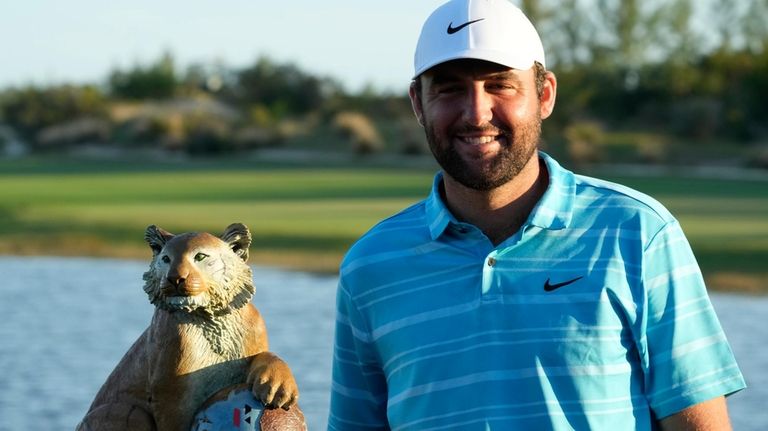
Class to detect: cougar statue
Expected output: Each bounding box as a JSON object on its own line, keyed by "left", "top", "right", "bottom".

{"left": 78, "top": 223, "right": 306, "bottom": 430}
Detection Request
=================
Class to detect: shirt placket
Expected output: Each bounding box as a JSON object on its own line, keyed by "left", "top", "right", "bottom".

{"left": 481, "top": 251, "right": 503, "bottom": 302}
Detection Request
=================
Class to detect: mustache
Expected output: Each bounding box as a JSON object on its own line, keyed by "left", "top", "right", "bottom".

{"left": 450, "top": 124, "right": 511, "bottom": 136}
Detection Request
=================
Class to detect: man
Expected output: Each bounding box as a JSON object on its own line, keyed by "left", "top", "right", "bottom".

{"left": 328, "top": 0, "right": 745, "bottom": 430}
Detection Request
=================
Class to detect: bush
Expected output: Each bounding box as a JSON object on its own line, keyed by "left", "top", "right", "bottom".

{"left": 113, "top": 116, "right": 171, "bottom": 147}
{"left": 232, "top": 126, "right": 277, "bottom": 150}
{"left": 332, "top": 111, "right": 383, "bottom": 155}
{"left": 182, "top": 116, "right": 233, "bottom": 155}
{"left": 397, "top": 118, "right": 429, "bottom": 155}
{"left": 668, "top": 97, "right": 722, "bottom": 140}
{"left": 746, "top": 145, "right": 768, "bottom": 169}
{"left": 0, "top": 85, "right": 107, "bottom": 143}
{"left": 36, "top": 117, "right": 111, "bottom": 148}
{"left": 564, "top": 121, "right": 605, "bottom": 165}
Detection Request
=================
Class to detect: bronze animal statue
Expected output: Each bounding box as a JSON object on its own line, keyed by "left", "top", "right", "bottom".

{"left": 78, "top": 223, "right": 305, "bottom": 430}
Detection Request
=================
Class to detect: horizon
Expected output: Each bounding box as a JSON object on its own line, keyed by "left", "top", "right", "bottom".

{"left": 0, "top": 0, "right": 760, "bottom": 95}
{"left": 0, "top": 0, "right": 446, "bottom": 94}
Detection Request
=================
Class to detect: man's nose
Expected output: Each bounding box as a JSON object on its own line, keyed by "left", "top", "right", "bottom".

{"left": 461, "top": 85, "right": 493, "bottom": 126}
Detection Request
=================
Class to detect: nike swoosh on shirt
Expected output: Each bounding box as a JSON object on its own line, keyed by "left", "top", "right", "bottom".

{"left": 447, "top": 18, "right": 485, "bottom": 34}
{"left": 544, "top": 276, "right": 584, "bottom": 292}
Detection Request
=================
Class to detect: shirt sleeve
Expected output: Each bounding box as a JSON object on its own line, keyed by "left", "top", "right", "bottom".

{"left": 327, "top": 279, "right": 390, "bottom": 430}
{"left": 640, "top": 220, "right": 746, "bottom": 419}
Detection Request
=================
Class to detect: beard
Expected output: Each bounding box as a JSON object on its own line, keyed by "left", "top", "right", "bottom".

{"left": 424, "top": 115, "right": 542, "bottom": 191}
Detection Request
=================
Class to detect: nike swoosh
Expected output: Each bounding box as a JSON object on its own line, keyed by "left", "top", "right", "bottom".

{"left": 447, "top": 18, "right": 485, "bottom": 34}
{"left": 544, "top": 276, "right": 584, "bottom": 292}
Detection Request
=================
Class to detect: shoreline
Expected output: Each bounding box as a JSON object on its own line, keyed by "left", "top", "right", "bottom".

{"left": 0, "top": 244, "right": 343, "bottom": 276}
{"left": 2, "top": 248, "right": 765, "bottom": 295}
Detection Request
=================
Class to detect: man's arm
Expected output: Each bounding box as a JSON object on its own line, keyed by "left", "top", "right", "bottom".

{"left": 639, "top": 220, "right": 745, "bottom": 422}
{"left": 328, "top": 280, "right": 390, "bottom": 430}
{"left": 659, "top": 396, "right": 732, "bottom": 431}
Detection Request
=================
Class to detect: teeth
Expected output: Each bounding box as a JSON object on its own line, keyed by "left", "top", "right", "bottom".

{"left": 166, "top": 295, "right": 206, "bottom": 307}
{"left": 460, "top": 136, "right": 497, "bottom": 145}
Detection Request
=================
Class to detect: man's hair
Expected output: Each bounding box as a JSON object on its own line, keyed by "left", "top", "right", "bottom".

{"left": 412, "top": 61, "right": 548, "bottom": 100}
{"left": 532, "top": 61, "right": 546, "bottom": 98}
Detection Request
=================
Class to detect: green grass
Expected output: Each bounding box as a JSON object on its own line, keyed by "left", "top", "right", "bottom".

{"left": 0, "top": 158, "right": 433, "bottom": 271}
{"left": 1, "top": 157, "right": 766, "bottom": 292}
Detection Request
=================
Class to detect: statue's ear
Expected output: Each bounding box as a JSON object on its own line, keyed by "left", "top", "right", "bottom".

{"left": 145, "top": 225, "right": 174, "bottom": 256}
{"left": 221, "top": 223, "right": 251, "bottom": 262}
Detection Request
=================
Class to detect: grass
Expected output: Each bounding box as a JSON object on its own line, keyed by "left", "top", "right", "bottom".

{"left": 0, "top": 157, "right": 433, "bottom": 272}
{"left": 1, "top": 156, "right": 766, "bottom": 293}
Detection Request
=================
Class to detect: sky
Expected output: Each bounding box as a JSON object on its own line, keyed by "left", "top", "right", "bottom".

{"left": 0, "top": 0, "right": 451, "bottom": 94}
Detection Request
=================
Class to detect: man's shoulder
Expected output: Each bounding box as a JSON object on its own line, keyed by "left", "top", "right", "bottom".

{"left": 570, "top": 172, "right": 676, "bottom": 224}
{"left": 542, "top": 153, "right": 676, "bottom": 229}
{"left": 340, "top": 200, "right": 431, "bottom": 273}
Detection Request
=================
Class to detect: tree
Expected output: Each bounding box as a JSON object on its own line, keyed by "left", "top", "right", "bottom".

{"left": 742, "top": 0, "right": 768, "bottom": 53}
{"left": 233, "top": 56, "right": 342, "bottom": 119}
{"left": 108, "top": 52, "right": 177, "bottom": 100}
{"left": 181, "top": 60, "right": 236, "bottom": 95}
{"left": 0, "top": 85, "right": 107, "bottom": 143}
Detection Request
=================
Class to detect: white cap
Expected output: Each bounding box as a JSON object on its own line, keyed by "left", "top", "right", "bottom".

{"left": 413, "top": 0, "right": 546, "bottom": 78}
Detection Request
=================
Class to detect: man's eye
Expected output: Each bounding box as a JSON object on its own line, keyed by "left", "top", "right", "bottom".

{"left": 436, "top": 84, "right": 462, "bottom": 94}
{"left": 487, "top": 82, "right": 515, "bottom": 91}
{"left": 194, "top": 253, "right": 208, "bottom": 262}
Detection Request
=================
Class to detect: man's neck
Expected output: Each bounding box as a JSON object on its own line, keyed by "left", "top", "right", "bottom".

{"left": 442, "top": 154, "right": 548, "bottom": 245}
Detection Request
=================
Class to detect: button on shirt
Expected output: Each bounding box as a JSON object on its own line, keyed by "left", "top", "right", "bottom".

{"left": 329, "top": 152, "right": 745, "bottom": 431}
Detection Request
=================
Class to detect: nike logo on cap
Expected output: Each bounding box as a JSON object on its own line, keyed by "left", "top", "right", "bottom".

{"left": 447, "top": 18, "right": 485, "bottom": 34}
{"left": 544, "top": 276, "right": 584, "bottom": 292}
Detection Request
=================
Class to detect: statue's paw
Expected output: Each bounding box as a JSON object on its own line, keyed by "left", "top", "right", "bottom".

{"left": 247, "top": 352, "right": 299, "bottom": 410}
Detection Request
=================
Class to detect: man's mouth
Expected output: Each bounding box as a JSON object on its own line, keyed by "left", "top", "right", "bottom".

{"left": 458, "top": 135, "right": 501, "bottom": 145}
{"left": 454, "top": 133, "right": 508, "bottom": 159}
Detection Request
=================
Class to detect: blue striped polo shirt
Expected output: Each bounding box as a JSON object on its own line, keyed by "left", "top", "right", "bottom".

{"left": 329, "top": 152, "right": 745, "bottom": 431}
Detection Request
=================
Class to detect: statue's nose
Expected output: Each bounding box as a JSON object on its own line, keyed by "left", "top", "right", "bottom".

{"left": 167, "top": 274, "right": 186, "bottom": 287}
{"left": 166, "top": 265, "right": 190, "bottom": 290}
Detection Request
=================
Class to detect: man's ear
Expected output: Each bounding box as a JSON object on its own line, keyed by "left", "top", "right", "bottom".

{"left": 539, "top": 71, "right": 557, "bottom": 120}
{"left": 409, "top": 80, "right": 425, "bottom": 127}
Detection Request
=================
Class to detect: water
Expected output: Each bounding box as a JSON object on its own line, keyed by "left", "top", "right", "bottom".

{"left": 0, "top": 256, "right": 336, "bottom": 431}
{"left": 0, "top": 256, "right": 765, "bottom": 430}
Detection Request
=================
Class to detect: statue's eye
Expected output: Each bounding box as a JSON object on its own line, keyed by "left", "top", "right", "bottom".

{"left": 161, "top": 255, "right": 170, "bottom": 264}
{"left": 194, "top": 253, "right": 209, "bottom": 262}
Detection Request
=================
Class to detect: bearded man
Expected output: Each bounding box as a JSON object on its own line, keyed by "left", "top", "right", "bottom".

{"left": 328, "top": 1, "right": 745, "bottom": 430}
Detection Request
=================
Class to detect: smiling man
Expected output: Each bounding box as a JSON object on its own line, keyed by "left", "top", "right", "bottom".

{"left": 328, "top": 1, "right": 745, "bottom": 430}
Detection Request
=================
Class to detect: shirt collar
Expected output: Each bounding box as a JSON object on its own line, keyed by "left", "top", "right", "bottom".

{"left": 529, "top": 151, "right": 575, "bottom": 230}
{"left": 425, "top": 151, "right": 575, "bottom": 241}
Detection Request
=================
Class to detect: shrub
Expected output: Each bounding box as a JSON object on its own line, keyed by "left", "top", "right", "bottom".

{"left": 746, "top": 145, "right": 768, "bottom": 169}
{"left": 182, "top": 116, "right": 233, "bottom": 155}
{"left": 332, "top": 111, "right": 383, "bottom": 155}
{"left": 564, "top": 121, "right": 605, "bottom": 165}
{"left": 0, "top": 85, "right": 107, "bottom": 144}
{"left": 397, "top": 118, "right": 429, "bottom": 155}
{"left": 35, "top": 117, "right": 111, "bottom": 149}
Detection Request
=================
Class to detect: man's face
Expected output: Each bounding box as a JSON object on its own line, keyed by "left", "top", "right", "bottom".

{"left": 411, "top": 59, "right": 551, "bottom": 191}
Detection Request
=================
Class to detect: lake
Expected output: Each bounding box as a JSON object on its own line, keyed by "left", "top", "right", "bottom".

{"left": 0, "top": 256, "right": 764, "bottom": 430}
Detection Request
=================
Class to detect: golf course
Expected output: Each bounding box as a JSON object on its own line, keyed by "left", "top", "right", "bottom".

{"left": 1, "top": 156, "right": 766, "bottom": 293}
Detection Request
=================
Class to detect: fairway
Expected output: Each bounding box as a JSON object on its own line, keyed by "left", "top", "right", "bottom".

{"left": 0, "top": 160, "right": 435, "bottom": 272}
{"left": 1, "top": 158, "right": 766, "bottom": 292}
